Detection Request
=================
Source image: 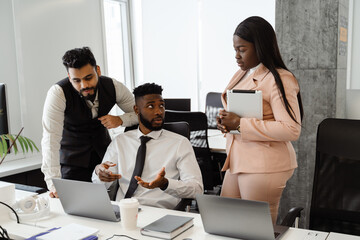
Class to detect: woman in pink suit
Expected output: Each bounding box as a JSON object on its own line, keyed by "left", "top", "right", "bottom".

{"left": 217, "top": 16, "right": 304, "bottom": 223}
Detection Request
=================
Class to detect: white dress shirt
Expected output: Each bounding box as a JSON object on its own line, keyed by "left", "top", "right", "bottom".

{"left": 92, "top": 128, "right": 204, "bottom": 209}
{"left": 41, "top": 79, "right": 138, "bottom": 191}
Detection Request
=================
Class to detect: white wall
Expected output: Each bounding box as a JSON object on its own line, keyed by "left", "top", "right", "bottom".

{"left": 0, "top": 0, "right": 22, "bottom": 136}
{"left": 0, "top": 0, "right": 106, "bottom": 153}
{"left": 199, "top": 0, "right": 275, "bottom": 110}
{"left": 136, "top": 0, "right": 275, "bottom": 111}
{"left": 139, "top": 0, "right": 199, "bottom": 108}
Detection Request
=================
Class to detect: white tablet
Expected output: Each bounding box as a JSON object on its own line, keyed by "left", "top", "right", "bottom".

{"left": 227, "top": 89, "right": 263, "bottom": 134}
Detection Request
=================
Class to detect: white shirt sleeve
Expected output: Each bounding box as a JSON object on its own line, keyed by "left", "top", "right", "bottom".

{"left": 112, "top": 79, "right": 138, "bottom": 127}
{"left": 165, "top": 138, "right": 204, "bottom": 198}
{"left": 41, "top": 85, "right": 65, "bottom": 192}
{"left": 91, "top": 140, "right": 118, "bottom": 190}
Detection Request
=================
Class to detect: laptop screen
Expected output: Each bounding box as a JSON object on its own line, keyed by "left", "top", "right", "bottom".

{"left": 53, "top": 178, "right": 120, "bottom": 222}
{"left": 196, "top": 194, "right": 288, "bottom": 240}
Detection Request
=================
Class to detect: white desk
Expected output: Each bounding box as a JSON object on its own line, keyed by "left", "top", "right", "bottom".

{"left": 327, "top": 232, "right": 360, "bottom": 240}
{"left": 1, "top": 196, "right": 330, "bottom": 240}
{"left": 208, "top": 129, "right": 226, "bottom": 153}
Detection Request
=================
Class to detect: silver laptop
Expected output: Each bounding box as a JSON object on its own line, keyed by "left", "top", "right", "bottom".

{"left": 196, "top": 194, "right": 289, "bottom": 240}
{"left": 53, "top": 178, "right": 120, "bottom": 222}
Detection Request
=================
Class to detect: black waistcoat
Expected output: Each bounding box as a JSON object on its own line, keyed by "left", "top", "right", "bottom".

{"left": 57, "top": 76, "right": 116, "bottom": 168}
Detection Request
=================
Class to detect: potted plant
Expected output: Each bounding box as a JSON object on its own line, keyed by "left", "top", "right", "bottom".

{"left": 0, "top": 127, "right": 39, "bottom": 165}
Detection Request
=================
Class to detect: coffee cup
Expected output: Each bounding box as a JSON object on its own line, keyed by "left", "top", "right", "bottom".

{"left": 119, "top": 198, "right": 139, "bottom": 230}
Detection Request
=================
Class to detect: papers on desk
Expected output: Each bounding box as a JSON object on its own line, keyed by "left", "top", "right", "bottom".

{"left": 27, "top": 223, "right": 99, "bottom": 240}
{"left": 141, "top": 214, "right": 194, "bottom": 239}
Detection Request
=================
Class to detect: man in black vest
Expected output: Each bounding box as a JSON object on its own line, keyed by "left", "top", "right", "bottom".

{"left": 41, "top": 47, "right": 138, "bottom": 198}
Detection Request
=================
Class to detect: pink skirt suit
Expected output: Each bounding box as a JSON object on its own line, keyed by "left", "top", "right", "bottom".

{"left": 220, "top": 63, "right": 302, "bottom": 223}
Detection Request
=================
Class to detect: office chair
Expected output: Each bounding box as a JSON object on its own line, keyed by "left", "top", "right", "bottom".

{"left": 165, "top": 110, "right": 221, "bottom": 192}
{"left": 280, "top": 207, "right": 304, "bottom": 228}
{"left": 122, "top": 122, "right": 193, "bottom": 212}
{"left": 308, "top": 118, "right": 360, "bottom": 235}
{"left": 205, "top": 92, "right": 223, "bottom": 129}
{"left": 124, "top": 122, "right": 190, "bottom": 139}
{"left": 205, "top": 92, "right": 226, "bottom": 182}
{"left": 164, "top": 98, "right": 191, "bottom": 111}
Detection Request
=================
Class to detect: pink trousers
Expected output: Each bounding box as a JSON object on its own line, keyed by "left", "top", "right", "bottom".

{"left": 220, "top": 169, "right": 294, "bottom": 224}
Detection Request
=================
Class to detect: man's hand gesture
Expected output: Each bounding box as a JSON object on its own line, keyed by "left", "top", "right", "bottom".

{"left": 95, "top": 161, "right": 122, "bottom": 182}
{"left": 135, "top": 167, "right": 168, "bottom": 190}
{"left": 98, "top": 115, "right": 123, "bottom": 129}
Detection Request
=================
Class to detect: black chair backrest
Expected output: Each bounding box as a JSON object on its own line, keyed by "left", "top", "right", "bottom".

{"left": 310, "top": 118, "right": 360, "bottom": 235}
{"left": 165, "top": 110, "right": 215, "bottom": 190}
{"left": 165, "top": 110, "right": 209, "bottom": 149}
{"left": 163, "top": 122, "right": 190, "bottom": 139}
{"left": 164, "top": 98, "right": 191, "bottom": 111}
{"left": 124, "top": 122, "right": 190, "bottom": 140}
{"left": 205, "top": 92, "right": 223, "bottom": 129}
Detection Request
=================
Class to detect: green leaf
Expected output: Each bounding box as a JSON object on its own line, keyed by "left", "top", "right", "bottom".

{"left": 0, "top": 136, "right": 4, "bottom": 158}
{"left": 1, "top": 136, "right": 8, "bottom": 157}
{"left": 22, "top": 136, "right": 29, "bottom": 152}
{"left": 24, "top": 137, "right": 34, "bottom": 153}
{"left": 7, "top": 134, "right": 18, "bottom": 154}
{"left": 27, "top": 138, "right": 39, "bottom": 152}
{"left": 17, "top": 136, "right": 26, "bottom": 153}
{"left": 0, "top": 129, "right": 39, "bottom": 163}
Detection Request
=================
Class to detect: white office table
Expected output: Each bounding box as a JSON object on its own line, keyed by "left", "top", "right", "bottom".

{"left": 327, "top": 232, "right": 360, "bottom": 240}
{"left": 208, "top": 129, "right": 226, "bottom": 153}
{"left": 1, "top": 195, "right": 331, "bottom": 240}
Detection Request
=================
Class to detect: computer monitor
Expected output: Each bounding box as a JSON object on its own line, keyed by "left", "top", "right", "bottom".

{"left": 0, "top": 83, "right": 9, "bottom": 136}
{"left": 164, "top": 98, "right": 191, "bottom": 111}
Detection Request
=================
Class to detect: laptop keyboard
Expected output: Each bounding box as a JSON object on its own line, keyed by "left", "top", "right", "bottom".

{"left": 112, "top": 204, "right": 121, "bottom": 219}
{"left": 274, "top": 232, "right": 280, "bottom": 238}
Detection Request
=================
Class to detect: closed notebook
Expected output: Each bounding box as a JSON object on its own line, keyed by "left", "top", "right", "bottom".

{"left": 140, "top": 214, "right": 194, "bottom": 240}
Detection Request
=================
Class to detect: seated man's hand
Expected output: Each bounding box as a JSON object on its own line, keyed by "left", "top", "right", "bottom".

{"left": 135, "top": 167, "right": 168, "bottom": 190}
{"left": 49, "top": 191, "right": 58, "bottom": 198}
{"left": 98, "top": 115, "right": 123, "bottom": 129}
{"left": 95, "top": 161, "right": 122, "bottom": 182}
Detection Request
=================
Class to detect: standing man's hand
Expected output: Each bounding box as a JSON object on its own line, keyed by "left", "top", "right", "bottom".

{"left": 95, "top": 161, "right": 122, "bottom": 182}
{"left": 135, "top": 167, "right": 168, "bottom": 190}
{"left": 49, "top": 191, "right": 58, "bottom": 198}
{"left": 98, "top": 115, "right": 123, "bottom": 129}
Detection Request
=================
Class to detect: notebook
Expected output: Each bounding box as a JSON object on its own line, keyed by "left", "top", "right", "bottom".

{"left": 140, "top": 214, "right": 194, "bottom": 239}
{"left": 196, "top": 194, "right": 289, "bottom": 240}
{"left": 227, "top": 89, "right": 262, "bottom": 134}
{"left": 37, "top": 223, "right": 98, "bottom": 240}
{"left": 52, "top": 178, "right": 120, "bottom": 222}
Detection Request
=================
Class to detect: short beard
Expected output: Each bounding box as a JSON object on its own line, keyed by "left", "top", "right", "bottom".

{"left": 139, "top": 113, "right": 164, "bottom": 131}
{"left": 80, "top": 86, "right": 97, "bottom": 101}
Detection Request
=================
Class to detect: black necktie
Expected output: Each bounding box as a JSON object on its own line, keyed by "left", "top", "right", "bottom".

{"left": 124, "top": 136, "right": 152, "bottom": 198}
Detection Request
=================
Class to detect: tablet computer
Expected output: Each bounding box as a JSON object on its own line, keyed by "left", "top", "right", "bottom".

{"left": 227, "top": 89, "right": 262, "bottom": 134}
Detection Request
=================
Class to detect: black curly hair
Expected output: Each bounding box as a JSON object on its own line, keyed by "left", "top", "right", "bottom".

{"left": 62, "top": 47, "right": 96, "bottom": 71}
{"left": 133, "top": 83, "right": 163, "bottom": 103}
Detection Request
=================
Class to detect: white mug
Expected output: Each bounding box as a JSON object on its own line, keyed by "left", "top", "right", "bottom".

{"left": 119, "top": 198, "right": 139, "bottom": 230}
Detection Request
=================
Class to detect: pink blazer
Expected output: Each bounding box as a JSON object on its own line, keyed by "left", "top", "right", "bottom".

{"left": 221, "top": 64, "right": 301, "bottom": 173}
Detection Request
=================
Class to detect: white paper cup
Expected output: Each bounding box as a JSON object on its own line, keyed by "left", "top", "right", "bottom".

{"left": 119, "top": 198, "right": 139, "bottom": 230}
